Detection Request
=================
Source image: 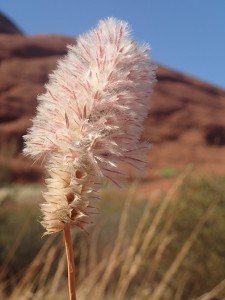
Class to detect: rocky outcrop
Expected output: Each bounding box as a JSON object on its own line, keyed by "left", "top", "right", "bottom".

{"left": 145, "top": 66, "right": 225, "bottom": 177}
{"left": 0, "top": 12, "right": 23, "bottom": 35}
{"left": 0, "top": 34, "right": 75, "bottom": 181}
{"left": 0, "top": 15, "right": 225, "bottom": 182}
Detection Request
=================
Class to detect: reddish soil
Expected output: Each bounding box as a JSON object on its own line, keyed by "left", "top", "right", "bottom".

{"left": 0, "top": 14, "right": 225, "bottom": 183}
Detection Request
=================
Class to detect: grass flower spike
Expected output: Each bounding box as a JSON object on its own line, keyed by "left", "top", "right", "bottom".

{"left": 24, "top": 17, "right": 156, "bottom": 300}
{"left": 24, "top": 18, "right": 156, "bottom": 235}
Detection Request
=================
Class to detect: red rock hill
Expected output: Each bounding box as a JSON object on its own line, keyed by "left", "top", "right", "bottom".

{"left": 0, "top": 13, "right": 224, "bottom": 182}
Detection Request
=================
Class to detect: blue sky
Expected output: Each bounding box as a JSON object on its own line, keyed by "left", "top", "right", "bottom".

{"left": 1, "top": 0, "right": 225, "bottom": 89}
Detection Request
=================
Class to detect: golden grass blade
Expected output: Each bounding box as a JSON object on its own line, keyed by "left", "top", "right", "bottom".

{"left": 91, "top": 183, "right": 137, "bottom": 299}
{"left": 10, "top": 236, "right": 55, "bottom": 299}
{"left": 47, "top": 252, "right": 66, "bottom": 298}
{"left": 36, "top": 245, "right": 58, "bottom": 290}
{"left": 115, "top": 203, "right": 152, "bottom": 300}
{"left": 151, "top": 200, "right": 218, "bottom": 300}
{"left": 77, "top": 255, "right": 108, "bottom": 298}
{"left": 0, "top": 221, "right": 28, "bottom": 281}
{"left": 174, "top": 273, "right": 189, "bottom": 300}
{"left": 193, "top": 278, "right": 225, "bottom": 300}
{"left": 117, "top": 167, "right": 191, "bottom": 300}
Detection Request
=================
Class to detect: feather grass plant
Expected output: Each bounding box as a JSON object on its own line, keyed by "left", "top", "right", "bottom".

{"left": 23, "top": 18, "right": 156, "bottom": 299}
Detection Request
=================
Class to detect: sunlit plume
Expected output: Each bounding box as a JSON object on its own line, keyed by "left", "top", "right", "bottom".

{"left": 23, "top": 18, "right": 156, "bottom": 235}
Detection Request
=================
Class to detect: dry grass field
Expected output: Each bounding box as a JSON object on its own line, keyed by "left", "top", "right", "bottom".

{"left": 1, "top": 169, "right": 225, "bottom": 300}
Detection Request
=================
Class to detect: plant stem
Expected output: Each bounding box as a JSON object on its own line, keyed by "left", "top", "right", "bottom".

{"left": 64, "top": 224, "right": 76, "bottom": 300}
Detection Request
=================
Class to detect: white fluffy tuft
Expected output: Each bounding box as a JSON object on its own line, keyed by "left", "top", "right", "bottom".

{"left": 23, "top": 18, "right": 156, "bottom": 234}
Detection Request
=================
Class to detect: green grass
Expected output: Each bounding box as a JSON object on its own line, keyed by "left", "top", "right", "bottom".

{"left": 160, "top": 167, "right": 178, "bottom": 178}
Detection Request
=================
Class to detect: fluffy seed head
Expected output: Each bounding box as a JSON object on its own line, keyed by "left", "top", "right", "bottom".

{"left": 23, "top": 18, "right": 156, "bottom": 235}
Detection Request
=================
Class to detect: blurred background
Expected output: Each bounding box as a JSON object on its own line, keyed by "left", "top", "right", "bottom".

{"left": 0, "top": 1, "right": 225, "bottom": 299}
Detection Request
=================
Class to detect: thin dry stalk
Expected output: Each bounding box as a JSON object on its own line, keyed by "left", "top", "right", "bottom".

{"left": 87, "top": 225, "right": 102, "bottom": 275}
{"left": 133, "top": 234, "right": 174, "bottom": 300}
{"left": 91, "top": 184, "right": 136, "bottom": 299}
{"left": 0, "top": 221, "right": 28, "bottom": 281}
{"left": 78, "top": 224, "right": 102, "bottom": 283}
{"left": 133, "top": 203, "right": 180, "bottom": 299}
{"left": 145, "top": 223, "right": 174, "bottom": 282}
{"left": 77, "top": 230, "right": 127, "bottom": 297}
{"left": 36, "top": 245, "right": 58, "bottom": 290}
{"left": 115, "top": 203, "right": 152, "bottom": 299}
{"left": 77, "top": 233, "right": 128, "bottom": 298}
{"left": 64, "top": 224, "right": 76, "bottom": 300}
{"left": 77, "top": 236, "right": 89, "bottom": 280}
{"left": 48, "top": 253, "right": 66, "bottom": 297}
{"left": 77, "top": 255, "right": 108, "bottom": 298}
{"left": 115, "top": 197, "right": 167, "bottom": 300}
{"left": 139, "top": 166, "right": 191, "bottom": 256}
{"left": 116, "top": 167, "right": 191, "bottom": 300}
{"left": 31, "top": 238, "right": 63, "bottom": 299}
{"left": 10, "top": 236, "right": 55, "bottom": 298}
{"left": 135, "top": 185, "right": 180, "bottom": 297}
{"left": 194, "top": 278, "right": 225, "bottom": 300}
{"left": 151, "top": 200, "right": 218, "bottom": 300}
{"left": 174, "top": 273, "right": 189, "bottom": 300}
